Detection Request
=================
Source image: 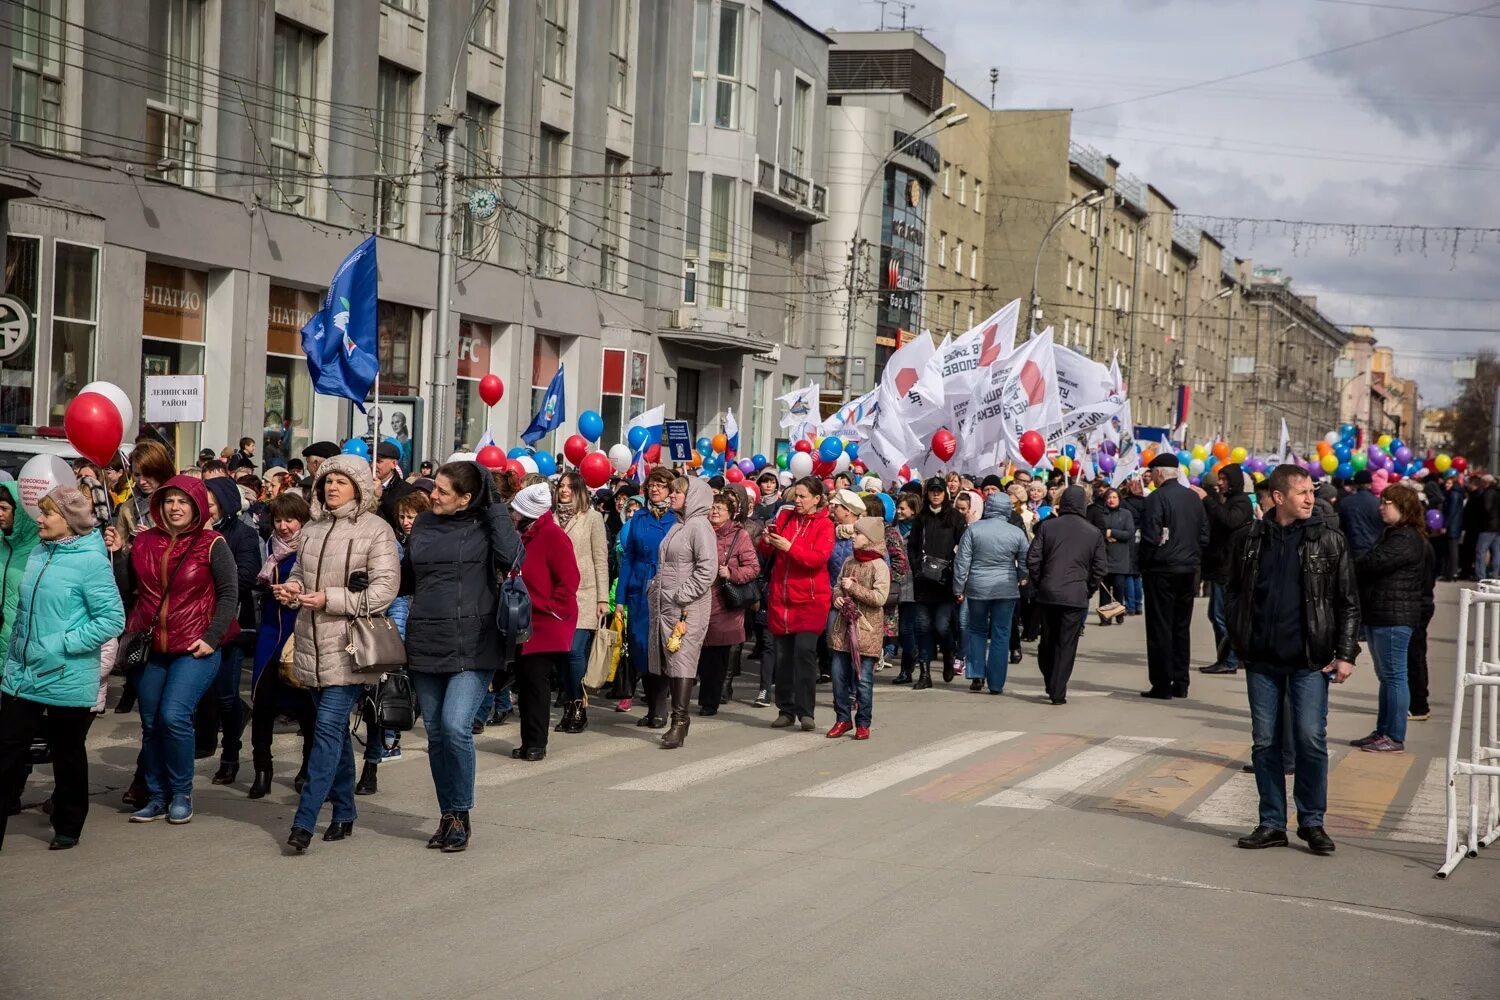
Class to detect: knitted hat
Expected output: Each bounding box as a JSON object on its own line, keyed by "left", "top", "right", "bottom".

{"left": 512, "top": 483, "right": 552, "bottom": 519}
{"left": 45, "top": 485, "right": 97, "bottom": 535}
{"left": 853, "top": 516, "right": 886, "bottom": 547}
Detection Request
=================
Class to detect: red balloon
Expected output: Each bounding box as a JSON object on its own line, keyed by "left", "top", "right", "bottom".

{"left": 64, "top": 391, "right": 125, "bottom": 468}
{"left": 478, "top": 374, "right": 504, "bottom": 407}
{"left": 580, "top": 451, "right": 612, "bottom": 489}
{"left": 812, "top": 458, "right": 834, "bottom": 478}
{"left": 793, "top": 439, "right": 813, "bottom": 453}
{"left": 476, "top": 445, "right": 506, "bottom": 470}
{"left": 931, "top": 428, "right": 957, "bottom": 463}
{"left": 504, "top": 459, "right": 526, "bottom": 479}
{"left": 725, "top": 466, "right": 745, "bottom": 483}
{"left": 821, "top": 478, "right": 834, "bottom": 492}
{"left": 645, "top": 443, "right": 661, "bottom": 463}
{"left": 1453, "top": 456, "right": 1468, "bottom": 472}
{"left": 563, "top": 434, "right": 590, "bottom": 465}
{"left": 1389, "top": 471, "right": 1403, "bottom": 483}
{"left": 1018, "top": 429, "right": 1046, "bottom": 468}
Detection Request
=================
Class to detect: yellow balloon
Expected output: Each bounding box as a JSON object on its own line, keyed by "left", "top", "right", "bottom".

{"left": 1435, "top": 453, "right": 1452, "bottom": 472}
{"left": 1320, "top": 453, "right": 1339, "bottom": 473}
{"left": 1377, "top": 434, "right": 1392, "bottom": 450}
{"left": 1252, "top": 471, "right": 1265, "bottom": 483}
{"left": 1230, "top": 446, "right": 1248, "bottom": 464}
{"left": 1191, "top": 445, "right": 1208, "bottom": 461}
{"left": 1055, "top": 456, "right": 1072, "bottom": 473}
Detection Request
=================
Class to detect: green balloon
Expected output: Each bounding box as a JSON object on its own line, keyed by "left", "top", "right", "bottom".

{"left": 776, "top": 452, "right": 789, "bottom": 470}
{"left": 1350, "top": 453, "right": 1368, "bottom": 472}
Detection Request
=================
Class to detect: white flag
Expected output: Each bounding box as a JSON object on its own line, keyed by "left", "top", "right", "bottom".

{"left": 915, "top": 300, "right": 1021, "bottom": 441}
{"left": 820, "top": 388, "right": 879, "bottom": 441}
{"left": 1276, "top": 418, "right": 1292, "bottom": 466}
{"left": 1054, "top": 344, "right": 1124, "bottom": 440}
{"left": 1110, "top": 398, "right": 1140, "bottom": 488}
{"left": 886, "top": 331, "right": 946, "bottom": 442}
{"left": 778, "top": 382, "right": 821, "bottom": 441}
{"left": 963, "top": 328, "right": 1063, "bottom": 466}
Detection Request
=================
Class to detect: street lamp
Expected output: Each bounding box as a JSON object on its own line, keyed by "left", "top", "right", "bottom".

{"left": 1028, "top": 189, "right": 1106, "bottom": 334}
{"left": 837, "top": 105, "right": 968, "bottom": 402}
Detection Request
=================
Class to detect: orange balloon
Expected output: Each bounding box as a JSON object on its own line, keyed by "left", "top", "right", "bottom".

{"left": 689, "top": 451, "right": 702, "bottom": 468}
{"left": 711, "top": 433, "right": 728, "bottom": 454}
{"left": 1211, "top": 441, "right": 1229, "bottom": 462}
{"left": 1142, "top": 448, "right": 1156, "bottom": 465}
{"left": 1316, "top": 441, "right": 1332, "bottom": 458}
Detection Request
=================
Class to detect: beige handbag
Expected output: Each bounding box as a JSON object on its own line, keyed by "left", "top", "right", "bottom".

{"left": 344, "top": 591, "right": 407, "bottom": 674}
{"left": 583, "top": 614, "right": 619, "bottom": 690}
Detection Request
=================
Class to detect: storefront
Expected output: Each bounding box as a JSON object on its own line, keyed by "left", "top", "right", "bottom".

{"left": 454, "top": 319, "right": 492, "bottom": 453}
{"left": 599, "top": 345, "right": 649, "bottom": 448}
{"left": 263, "top": 284, "right": 319, "bottom": 466}
{"left": 876, "top": 165, "right": 928, "bottom": 375}
{"left": 141, "top": 262, "right": 206, "bottom": 462}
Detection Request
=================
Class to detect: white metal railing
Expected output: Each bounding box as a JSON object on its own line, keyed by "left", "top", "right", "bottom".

{"left": 1438, "top": 583, "right": 1500, "bottom": 878}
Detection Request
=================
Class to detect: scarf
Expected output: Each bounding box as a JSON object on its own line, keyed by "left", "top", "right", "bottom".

{"left": 648, "top": 498, "right": 670, "bottom": 516}
{"left": 555, "top": 503, "right": 577, "bottom": 532}
{"left": 257, "top": 529, "right": 302, "bottom": 585}
{"left": 853, "top": 548, "right": 883, "bottom": 562}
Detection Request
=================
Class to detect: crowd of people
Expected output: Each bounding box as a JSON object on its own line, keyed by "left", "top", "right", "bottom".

{"left": 0, "top": 429, "right": 1480, "bottom": 858}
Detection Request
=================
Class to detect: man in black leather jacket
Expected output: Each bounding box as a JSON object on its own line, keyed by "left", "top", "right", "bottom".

{"left": 1225, "top": 464, "right": 1360, "bottom": 857}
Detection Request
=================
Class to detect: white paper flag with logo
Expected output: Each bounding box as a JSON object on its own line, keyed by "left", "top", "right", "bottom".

{"left": 778, "top": 381, "right": 821, "bottom": 442}
{"left": 1110, "top": 398, "right": 1140, "bottom": 488}
{"left": 963, "top": 328, "right": 1062, "bottom": 466}
{"left": 914, "top": 300, "right": 1020, "bottom": 440}
{"left": 884, "top": 331, "right": 945, "bottom": 441}
{"left": 1053, "top": 344, "right": 1122, "bottom": 439}
{"left": 820, "top": 387, "right": 880, "bottom": 441}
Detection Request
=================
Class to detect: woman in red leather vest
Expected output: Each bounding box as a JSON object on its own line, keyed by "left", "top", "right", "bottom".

{"left": 124, "top": 475, "right": 240, "bottom": 825}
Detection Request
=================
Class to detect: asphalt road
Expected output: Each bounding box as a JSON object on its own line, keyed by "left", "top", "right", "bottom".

{"left": 3, "top": 583, "right": 1497, "bottom": 999}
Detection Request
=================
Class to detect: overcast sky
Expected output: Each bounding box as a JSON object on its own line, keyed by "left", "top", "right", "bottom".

{"left": 789, "top": 0, "right": 1500, "bottom": 408}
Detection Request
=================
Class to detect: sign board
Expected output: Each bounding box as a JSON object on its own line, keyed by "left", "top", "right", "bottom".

{"left": 143, "top": 374, "right": 206, "bottom": 422}
{"left": 663, "top": 419, "right": 693, "bottom": 462}
{"left": 0, "top": 295, "right": 32, "bottom": 360}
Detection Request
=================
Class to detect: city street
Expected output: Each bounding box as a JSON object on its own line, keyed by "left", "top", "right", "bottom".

{"left": 3, "top": 584, "right": 1496, "bottom": 1000}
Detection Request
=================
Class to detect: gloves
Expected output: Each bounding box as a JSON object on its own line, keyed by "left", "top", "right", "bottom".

{"left": 347, "top": 570, "right": 369, "bottom": 593}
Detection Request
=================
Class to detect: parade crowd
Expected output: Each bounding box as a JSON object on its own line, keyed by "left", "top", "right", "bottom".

{"left": 0, "top": 431, "right": 1487, "bottom": 857}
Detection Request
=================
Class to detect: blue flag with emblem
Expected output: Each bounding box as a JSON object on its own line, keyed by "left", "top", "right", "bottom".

{"left": 521, "top": 365, "right": 566, "bottom": 445}
{"left": 301, "top": 234, "right": 379, "bottom": 412}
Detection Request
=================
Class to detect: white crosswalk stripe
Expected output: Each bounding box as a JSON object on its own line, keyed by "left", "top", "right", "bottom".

{"left": 612, "top": 732, "right": 821, "bottom": 792}
{"left": 795, "top": 730, "right": 1023, "bottom": 800}
{"left": 1185, "top": 769, "right": 1271, "bottom": 828}
{"left": 475, "top": 719, "right": 730, "bottom": 787}
{"left": 979, "top": 736, "right": 1173, "bottom": 810}
{"left": 1387, "top": 758, "right": 1451, "bottom": 844}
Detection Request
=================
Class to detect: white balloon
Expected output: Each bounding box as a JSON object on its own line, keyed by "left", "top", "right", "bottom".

{"left": 517, "top": 456, "right": 539, "bottom": 475}
{"left": 1188, "top": 457, "right": 1205, "bottom": 476}
{"left": 18, "top": 454, "right": 73, "bottom": 518}
{"left": 608, "top": 443, "right": 633, "bottom": 473}
{"left": 788, "top": 452, "right": 813, "bottom": 478}
{"left": 79, "top": 380, "right": 134, "bottom": 435}
{"left": 833, "top": 452, "right": 851, "bottom": 474}
{"left": 1324, "top": 431, "right": 1339, "bottom": 445}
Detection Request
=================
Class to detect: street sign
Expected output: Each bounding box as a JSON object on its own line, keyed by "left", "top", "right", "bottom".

{"left": 143, "top": 374, "right": 206, "bottom": 422}
{"left": 0, "top": 295, "right": 31, "bottom": 360}
{"left": 663, "top": 419, "right": 692, "bottom": 462}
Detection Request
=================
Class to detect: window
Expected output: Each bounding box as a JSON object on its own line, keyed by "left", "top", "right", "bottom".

{"left": 544, "top": 0, "right": 569, "bottom": 82}
{"left": 264, "top": 286, "right": 319, "bottom": 464}
{"left": 706, "top": 175, "right": 734, "bottom": 308}
{"left": 953, "top": 239, "right": 963, "bottom": 274}
{"left": 958, "top": 170, "right": 966, "bottom": 205}
{"left": 689, "top": 0, "right": 709, "bottom": 124}
{"left": 50, "top": 242, "right": 99, "bottom": 416}
{"left": 973, "top": 180, "right": 981, "bottom": 214}
{"left": 609, "top": 0, "right": 631, "bottom": 108}
{"left": 938, "top": 232, "right": 946, "bottom": 270}
{"left": 785, "top": 231, "right": 806, "bottom": 346}
{"left": 1063, "top": 317, "right": 1071, "bottom": 344}
{"left": 376, "top": 301, "right": 421, "bottom": 396}
{"left": 968, "top": 306, "right": 975, "bottom": 328}
{"left": 382, "top": 0, "right": 418, "bottom": 11}
{"left": 462, "top": 96, "right": 498, "bottom": 257}
{"left": 271, "top": 20, "right": 318, "bottom": 212}
{"left": 530, "top": 334, "right": 563, "bottom": 451}
{"left": 942, "top": 162, "right": 950, "bottom": 196}
{"left": 970, "top": 246, "right": 977, "bottom": 279}
{"left": 951, "top": 300, "right": 959, "bottom": 331}
{"left": 683, "top": 171, "right": 702, "bottom": 302}
{"left": 600, "top": 348, "right": 648, "bottom": 447}
{"left": 146, "top": 0, "right": 204, "bottom": 185}
{"left": 751, "top": 370, "right": 768, "bottom": 456}
{"left": 934, "top": 296, "right": 944, "bottom": 332}
{"left": 454, "top": 320, "right": 493, "bottom": 452}
{"left": 141, "top": 263, "right": 208, "bottom": 461}
{"left": 601, "top": 154, "right": 627, "bottom": 289}
{"left": 471, "top": 0, "right": 500, "bottom": 51}
{"left": 376, "top": 61, "right": 415, "bottom": 232}
{"left": 714, "top": 3, "right": 741, "bottom": 129}
{"left": 1065, "top": 258, "right": 1073, "bottom": 289}
{"left": 3, "top": 236, "right": 41, "bottom": 424}
{"left": 535, "top": 127, "right": 567, "bottom": 273}
{"left": 12, "top": 0, "right": 65, "bottom": 149}
{"left": 789, "top": 76, "right": 812, "bottom": 175}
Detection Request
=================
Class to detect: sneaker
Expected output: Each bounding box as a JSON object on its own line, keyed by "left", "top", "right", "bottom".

{"left": 1348, "top": 731, "right": 1382, "bottom": 748}
{"left": 1408, "top": 710, "right": 1430, "bottom": 722}
{"left": 167, "top": 794, "right": 194, "bottom": 825}
{"left": 1199, "top": 662, "right": 1238, "bottom": 675}
{"left": 382, "top": 744, "right": 403, "bottom": 762}
{"left": 130, "top": 801, "right": 168, "bottom": 823}
{"left": 752, "top": 691, "right": 770, "bottom": 708}
{"left": 471, "top": 720, "right": 486, "bottom": 736}
{"left": 614, "top": 698, "right": 633, "bottom": 713}
{"left": 1361, "top": 736, "right": 1406, "bottom": 753}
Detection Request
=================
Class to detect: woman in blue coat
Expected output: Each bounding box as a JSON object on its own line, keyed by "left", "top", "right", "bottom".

{"left": 0, "top": 486, "right": 125, "bottom": 850}
{"left": 616, "top": 467, "right": 677, "bottom": 725}
{"left": 0, "top": 480, "right": 40, "bottom": 660}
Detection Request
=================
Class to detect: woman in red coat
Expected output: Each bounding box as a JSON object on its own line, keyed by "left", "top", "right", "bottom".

{"left": 698, "top": 490, "right": 760, "bottom": 717}
{"left": 759, "top": 476, "right": 834, "bottom": 730}
{"left": 511, "top": 484, "right": 581, "bottom": 762}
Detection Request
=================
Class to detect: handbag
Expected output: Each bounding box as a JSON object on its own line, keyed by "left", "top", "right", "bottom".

{"left": 344, "top": 591, "right": 407, "bottom": 674}
{"left": 117, "top": 547, "right": 194, "bottom": 673}
{"left": 494, "top": 538, "right": 532, "bottom": 658}
{"left": 375, "top": 670, "right": 416, "bottom": 731}
{"left": 277, "top": 633, "right": 301, "bottom": 688}
{"left": 719, "top": 527, "right": 760, "bottom": 609}
{"left": 916, "top": 553, "right": 952, "bottom": 586}
{"left": 583, "top": 614, "right": 619, "bottom": 690}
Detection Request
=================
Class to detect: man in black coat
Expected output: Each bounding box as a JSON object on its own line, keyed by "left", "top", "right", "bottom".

{"left": 1201, "top": 464, "right": 1253, "bottom": 675}
{"left": 375, "top": 440, "right": 416, "bottom": 534}
{"left": 1139, "top": 453, "right": 1210, "bottom": 699}
{"left": 1337, "top": 470, "right": 1383, "bottom": 560}
{"left": 1026, "top": 486, "right": 1107, "bottom": 704}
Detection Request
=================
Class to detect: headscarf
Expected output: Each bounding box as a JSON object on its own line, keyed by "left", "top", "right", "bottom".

{"left": 257, "top": 522, "right": 303, "bottom": 585}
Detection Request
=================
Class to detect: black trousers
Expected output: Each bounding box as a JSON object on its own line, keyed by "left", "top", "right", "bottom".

{"left": 1409, "top": 605, "right": 1434, "bottom": 715}
{"left": 0, "top": 695, "right": 96, "bottom": 847}
{"left": 516, "top": 652, "right": 563, "bottom": 751}
{"left": 249, "top": 659, "right": 315, "bottom": 772}
{"left": 1144, "top": 572, "right": 1196, "bottom": 693}
{"left": 1037, "top": 605, "right": 1087, "bottom": 702}
{"left": 698, "top": 645, "right": 732, "bottom": 712}
{"left": 773, "top": 630, "right": 819, "bottom": 720}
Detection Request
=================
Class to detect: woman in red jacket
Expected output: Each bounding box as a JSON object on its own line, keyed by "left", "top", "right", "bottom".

{"left": 759, "top": 476, "right": 834, "bottom": 730}
{"left": 510, "top": 484, "right": 581, "bottom": 762}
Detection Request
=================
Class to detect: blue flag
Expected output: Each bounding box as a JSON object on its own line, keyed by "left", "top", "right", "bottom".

{"left": 301, "top": 235, "right": 379, "bottom": 412}
{"left": 521, "top": 365, "right": 566, "bottom": 445}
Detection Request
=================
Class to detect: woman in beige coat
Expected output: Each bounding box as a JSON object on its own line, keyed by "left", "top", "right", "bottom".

{"left": 827, "top": 517, "right": 891, "bottom": 739}
{"left": 555, "top": 471, "right": 608, "bottom": 734}
{"left": 648, "top": 477, "right": 717, "bottom": 749}
{"left": 271, "top": 454, "right": 399, "bottom": 853}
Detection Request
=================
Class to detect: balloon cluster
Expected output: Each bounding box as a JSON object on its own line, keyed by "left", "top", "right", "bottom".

{"left": 25, "top": 381, "right": 134, "bottom": 519}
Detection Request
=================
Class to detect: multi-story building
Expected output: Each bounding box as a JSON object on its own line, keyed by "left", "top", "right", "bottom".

{"left": 1421, "top": 407, "right": 1452, "bottom": 451}
{"left": 1239, "top": 267, "right": 1348, "bottom": 454}
{"left": 1374, "top": 345, "right": 1420, "bottom": 443}
{"left": 930, "top": 77, "right": 987, "bottom": 341}
{"left": 1341, "top": 326, "right": 1385, "bottom": 435}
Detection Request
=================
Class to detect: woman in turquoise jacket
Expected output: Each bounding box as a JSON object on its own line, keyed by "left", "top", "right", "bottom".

{"left": 0, "top": 486, "right": 125, "bottom": 851}
{"left": 0, "top": 479, "right": 41, "bottom": 658}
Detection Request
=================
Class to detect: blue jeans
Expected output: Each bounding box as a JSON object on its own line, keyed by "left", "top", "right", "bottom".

{"left": 136, "top": 650, "right": 221, "bottom": 804}
{"left": 1123, "top": 574, "right": 1143, "bottom": 614}
{"left": 964, "top": 598, "right": 1017, "bottom": 692}
{"left": 412, "top": 670, "right": 494, "bottom": 814}
{"left": 1207, "top": 583, "right": 1238, "bottom": 667}
{"left": 561, "top": 629, "right": 594, "bottom": 701}
{"left": 912, "top": 600, "right": 956, "bottom": 667}
{"left": 1478, "top": 532, "right": 1500, "bottom": 580}
{"left": 831, "top": 650, "right": 875, "bottom": 727}
{"left": 294, "top": 684, "right": 362, "bottom": 830}
{"left": 212, "top": 645, "right": 247, "bottom": 761}
{"left": 1245, "top": 668, "right": 1329, "bottom": 829}
{"left": 1363, "top": 624, "right": 1412, "bottom": 743}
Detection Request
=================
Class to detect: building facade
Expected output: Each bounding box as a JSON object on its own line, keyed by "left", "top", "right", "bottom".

{"left": 930, "top": 77, "right": 986, "bottom": 342}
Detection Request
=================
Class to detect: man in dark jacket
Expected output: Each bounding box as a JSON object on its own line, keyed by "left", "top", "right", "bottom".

{"left": 1139, "top": 454, "right": 1209, "bottom": 699}
{"left": 1026, "top": 486, "right": 1107, "bottom": 705}
{"left": 1478, "top": 475, "right": 1500, "bottom": 580}
{"left": 199, "top": 475, "right": 263, "bottom": 782}
{"left": 1337, "top": 470, "right": 1382, "bottom": 560}
{"left": 1226, "top": 463, "right": 1359, "bottom": 856}
{"left": 1440, "top": 475, "right": 1464, "bottom": 580}
{"left": 1460, "top": 476, "right": 1487, "bottom": 579}
{"left": 375, "top": 440, "right": 416, "bottom": 534}
{"left": 907, "top": 477, "right": 967, "bottom": 689}
{"left": 1201, "top": 464, "right": 1253, "bottom": 675}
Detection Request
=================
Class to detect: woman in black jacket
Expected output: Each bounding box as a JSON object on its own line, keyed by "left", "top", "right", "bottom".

{"left": 401, "top": 462, "right": 522, "bottom": 852}
{"left": 201, "top": 477, "right": 263, "bottom": 786}
{"left": 1100, "top": 489, "right": 1135, "bottom": 625}
{"left": 1348, "top": 485, "right": 1430, "bottom": 754}
{"left": 906, "top": 477, "right": 967, "bottom": 689}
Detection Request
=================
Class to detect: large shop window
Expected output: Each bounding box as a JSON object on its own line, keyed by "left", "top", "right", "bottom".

{"left": 264, "top": 285, "right": 319, "bottom": 465}
{"left": 454, "top": 319, "right": 493, "bottom": 452}
{"left": 49, "top": 242, "right": 99, "bottom": 421}
{"left": 599, "top": 347, "right": 647, "bottom": 447}
{"left": 2, "top": 236, "right": 41, "bottom": 425}
{"left": 530, "top": 334, "right": 562, "bottom": 452}
{"left": 376, "top": 301, "right": 421, "bottom": 397}
{"left": 141, "top": 262, "right": 207, "bottom": 463}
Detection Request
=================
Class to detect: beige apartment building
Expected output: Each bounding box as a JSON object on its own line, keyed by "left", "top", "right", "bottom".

{"left": 931, "top": 79, "right": 991, "bottom": 340}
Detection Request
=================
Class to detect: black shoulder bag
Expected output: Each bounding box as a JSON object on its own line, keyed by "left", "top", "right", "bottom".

{"left": 719, "top": 527, "right": 760, "bottom": 609}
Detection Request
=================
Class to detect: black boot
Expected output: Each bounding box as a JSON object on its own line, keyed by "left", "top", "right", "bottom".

{"left": 565, "top": 700, "right": 588, "bottom": 733}
{"left": 661, "top": 678, "right": 694, "bottom": 749}
{"left": 211, "top": 760, "right": 239, "bottom": 785}
{"left": 636, "top": 674, "right": 667, "bottom": 728}
{"left": 554, "top": 701, "right": 577, "bottom": 733}
{"left": 912, "top": 664, "right": 933, "bottom": 690}
{"left": 441, "top": 810, "right": 471, "bottom": 852}
{"left": 355, "top": 762, "right": 378, "bottom": 796}
{"left": 247, "top": 768, "right": 273, "bottom": 799}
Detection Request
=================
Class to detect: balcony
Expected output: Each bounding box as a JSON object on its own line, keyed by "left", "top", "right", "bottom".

{"left": 754, "top": 157, "right": 828, "bottom": 223}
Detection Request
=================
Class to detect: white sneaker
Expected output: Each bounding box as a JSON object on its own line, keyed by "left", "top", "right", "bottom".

{"left": 752, "top": 690, "right": 770, "bottom": 708}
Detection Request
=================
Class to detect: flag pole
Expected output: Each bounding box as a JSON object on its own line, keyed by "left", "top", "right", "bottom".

{"left": 372, "top": 370, "right": 380, "bottom": 482}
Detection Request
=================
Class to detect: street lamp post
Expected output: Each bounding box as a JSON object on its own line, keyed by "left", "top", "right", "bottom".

{"left": 1029, "top": 189, "right": 1105, "bottom": 335}
{"left": 838, "top": 106, "right": 968, "bottom": 403}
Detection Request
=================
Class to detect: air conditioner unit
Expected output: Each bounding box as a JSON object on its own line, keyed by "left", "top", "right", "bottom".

{"left": 669, "top": 308, "right": 690, "bottom": 329}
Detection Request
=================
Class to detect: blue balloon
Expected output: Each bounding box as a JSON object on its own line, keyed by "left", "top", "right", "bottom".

{"left": 1339, "top": 423, "right": 1357, "bottom": 438}
{"left": 752, "top": 453, "right": 768, "bottom": 470}
{"left": 1063, "top": 444, "right": 1077, "bottom": 459}
{"left": 1389, "top": 438, "right": 1405, "bottom": 455}
{"left": 1177, "top": 450, "right": 1193, "bottom": 467}
{"left": 819, "top": 436, "right": 843, "bottom": 462}
{"left": 507, "top": 446, "right": 529, "bottom": 459}
{"left": 341, "top": 438, "right": 370, "bottom": 459}
{"left": 533, "top": 451, "right": 557, "bottom": 476}
{"left": 627, "top": 426, "right": 649, "bottom": 450}
{"left": 1334, "top": 444, "right": 1351, "bottom": 462}
{"left": 1335, "top": 462, "right": 1353, "bottom": 479}
{"left": 1408, "top": 460, "right": 1425, "bottom": 476}
{"left": 697, "top": 437, "right": 713, "bottom": 456}
{"left": 845, "top": 442, "right": 859, "bottom": 461}
{"left": 1038, "top": 505, "right": 1053, "bottom": 519}
{"left": 578, "top": 410, "right": 604, "bottom": 442}
{"left": 874, "top": 492, "right": 895, "bottom": 522}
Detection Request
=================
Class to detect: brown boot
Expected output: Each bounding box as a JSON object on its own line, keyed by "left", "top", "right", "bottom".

{"left": 660, "top": 678, "right": 695, "bottom": 749}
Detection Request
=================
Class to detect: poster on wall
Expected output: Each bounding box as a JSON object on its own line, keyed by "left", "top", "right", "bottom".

{"left": 144, "top": 354, "right": 171, "bottom": 376}
{"left": 348, "top": 395, "right": 422, "bottom": 473}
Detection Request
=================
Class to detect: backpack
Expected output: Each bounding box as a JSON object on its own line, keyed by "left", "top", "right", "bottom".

{"left": 495, "top": 537, "right": 532, "bottom": 660}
